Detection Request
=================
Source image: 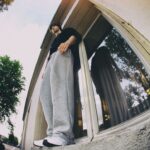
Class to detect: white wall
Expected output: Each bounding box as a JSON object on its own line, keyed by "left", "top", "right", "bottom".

{"left": 91, "top": 0, "right": 150, "bottom": 42}
{"left": 23, "top": 62, "right": 47, "bottom": 150}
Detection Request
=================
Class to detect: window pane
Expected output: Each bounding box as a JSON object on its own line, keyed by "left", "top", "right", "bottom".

{"left": 88, "top": 28, "right": 150, "bottom": 130}
{"left": 73, "top": 68, "right": 87, "bottom": 138}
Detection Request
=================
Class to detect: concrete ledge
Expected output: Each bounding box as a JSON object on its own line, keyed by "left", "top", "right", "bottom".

{"left": 32, "top": 110, "right": 150, "bottom": 150}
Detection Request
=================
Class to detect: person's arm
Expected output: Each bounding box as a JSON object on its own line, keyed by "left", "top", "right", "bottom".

{"left": 58, "top": 35, "right": 77, "bottom": 54}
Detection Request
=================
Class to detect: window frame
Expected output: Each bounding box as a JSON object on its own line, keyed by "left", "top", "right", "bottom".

{"left": 81, "top": 6, "right": 150, "bottom": 139}
{"left": 74, "top": 42, "right": 98, "bottom": 143}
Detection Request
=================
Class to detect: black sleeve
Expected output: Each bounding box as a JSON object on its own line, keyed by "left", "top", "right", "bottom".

{"left": 47, "top": 52, "right": 51, "bottom": 61}
{"left": 63, "top": 28, "right": 82, "bottom": 44}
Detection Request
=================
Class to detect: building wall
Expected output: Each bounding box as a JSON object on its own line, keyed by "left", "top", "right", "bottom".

{"left": 33, "top": 110, "right": 150, "bottom": 150}
{"left": 22, "top": 63, "right": 47, "bottom": 150}
{"left": 22, "top": 0, "right": 150, "bottom": 149}
{"left": 90, "top": 0, "right": 150, "bottom": 42}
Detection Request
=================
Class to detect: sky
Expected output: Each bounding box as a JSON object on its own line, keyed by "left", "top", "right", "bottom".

{"left": 0, "top": 0, "right": 61, "bottom": 141}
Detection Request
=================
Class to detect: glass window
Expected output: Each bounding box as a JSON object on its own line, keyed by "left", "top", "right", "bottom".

{"left": 73, "top": 63, "right": 87, "bottom": 138}
{"left": 87, "top": 28, "right": 150, "bottom": 130}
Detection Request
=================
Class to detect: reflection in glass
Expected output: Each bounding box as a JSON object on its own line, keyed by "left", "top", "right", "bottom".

{"left": 88, "top": 28, "right": 150, "bottom": 129}
{"left": 91, "top": 46, "right": 130, "bottom": 127}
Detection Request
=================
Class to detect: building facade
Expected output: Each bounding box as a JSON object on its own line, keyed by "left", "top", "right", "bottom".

{"left": 21, "top": 0, "right": 150, "bottom": 149}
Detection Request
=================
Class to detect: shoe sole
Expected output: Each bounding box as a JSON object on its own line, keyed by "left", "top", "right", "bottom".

{"left": 33, "top": 142, "right": 44, "bottom": 148}
{"left": 43, "top": 140, "right": 61, "bottom": 147}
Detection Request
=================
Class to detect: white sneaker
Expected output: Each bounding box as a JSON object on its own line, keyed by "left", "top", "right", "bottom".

{"left": 33, "top": 137, "right": 49, "bottom": 147}
{"left": 46, "top": 136, "right": 68, "bottom": 146}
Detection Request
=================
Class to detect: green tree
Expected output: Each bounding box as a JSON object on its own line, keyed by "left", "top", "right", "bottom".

{"left": 0, "top": 55, "right": 25, "bottom": 122}
{"left": 2, "top": 118, "right": 19, "bottom": 146}
{"left": 0, "top": 0, "right": 14, "bottom": 12}
{"left": 104, "top": 28, "right": 148, "bottom": 79}
{"left": 7, "top": 118, "right": 14, "bottom": 134}
{"left": 104, "top": 28, "right": 150, "bottom": 111}
{"left": 0, "top": 141, "right": 5, "bottom": 150}
{"left": 8, "top": 133, "right": 18, "bottom": 146}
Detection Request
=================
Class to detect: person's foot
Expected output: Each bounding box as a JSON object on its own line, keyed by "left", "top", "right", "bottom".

{"left": 34, "top": 136, "right": 75, "bottom": 147}
{"left": 43, "top": 140, "right": 61, "bottom": 147}
{"left": 33, "top": 137, "right": 49, "bottom": 147}
{"left": 43, "top": 136, "right": 75, "bottom": 147}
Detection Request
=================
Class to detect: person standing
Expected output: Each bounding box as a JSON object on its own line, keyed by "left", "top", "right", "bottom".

{"left": 34, "top": 23, "right": 81, "bottom": 147}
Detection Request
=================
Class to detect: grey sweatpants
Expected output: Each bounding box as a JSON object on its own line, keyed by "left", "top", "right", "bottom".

{"left": 40, "top": 50, "right": 74, "bottom": 145}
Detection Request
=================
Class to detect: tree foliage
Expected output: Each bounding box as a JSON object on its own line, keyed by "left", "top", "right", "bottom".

{"left": 7, "top": 118, "right": 14, "bottom": 134}
{"left": 104, "top": 28, "right": 150, "bottom": 113}
{"left": 0, "top": 141, "right": 5, "bottom": 150}
{"left": 8, "top": 133, "right": 18, "bottom": 146}
{"left": 2, "top": 134, "right": 18, "bottom": 146}
{"left": 0, "top": 0, "right": 14, "bottom": 12}
{"left": 0, "top": 55, "right": 25, "bottom": 122}
{"left": 2, "top": 118, "right": 18, "bottom": 146}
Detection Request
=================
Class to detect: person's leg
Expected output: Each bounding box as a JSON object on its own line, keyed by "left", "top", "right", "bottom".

{"left": 49, "top": 50, "right": 74, "bottom": 145}
{"left": 39, "top": 54, "right": 58, "bottom": 136}
{"left": 34, "top": 54, "right": 55, "bottom": 147}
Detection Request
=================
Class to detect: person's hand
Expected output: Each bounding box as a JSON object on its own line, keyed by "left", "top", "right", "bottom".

{"left": 58, "top": 42, "right": 70, "bottom": 54}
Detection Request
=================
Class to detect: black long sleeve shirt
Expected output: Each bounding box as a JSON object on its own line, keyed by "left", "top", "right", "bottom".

{"left": 49, "top": 27, "right": 82, "bottom": 71}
